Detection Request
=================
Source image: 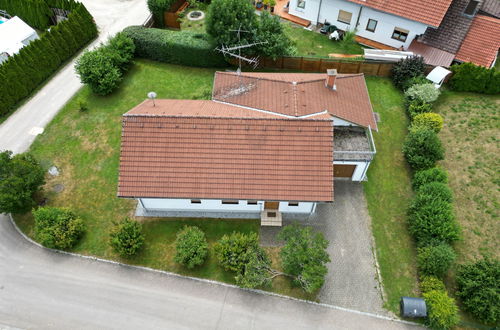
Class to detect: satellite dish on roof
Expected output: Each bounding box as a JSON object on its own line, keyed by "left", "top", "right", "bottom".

{"left": 148, "top": 91, "right": 157, "bottom": 106}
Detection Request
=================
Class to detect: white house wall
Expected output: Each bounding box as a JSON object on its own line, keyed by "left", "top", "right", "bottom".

{"left": 334, "top": 160, "right": 370, "bottom": 181}
{"left": 289, "top": 0, "right": 429, "bottom": 49}
{"left": 139, "top": 198, "right": 315, "bottom": 214}
{"left": 332, "top": 116, "right": 359, "bottom": 127}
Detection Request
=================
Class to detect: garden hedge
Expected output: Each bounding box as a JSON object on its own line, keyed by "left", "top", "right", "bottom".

{"left": 123, "top": 26, "right": 227, "bottom": 68}
{"left": 0, "top": 1, "right": 97, "bottom": 117}
{"left": 450, "top": 62, "right": 500, "bottom": 94}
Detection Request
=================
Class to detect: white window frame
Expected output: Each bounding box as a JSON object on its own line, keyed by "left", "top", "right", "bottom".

{"left": 337, "top": 10, "right": 352, "bottom": 24}
{"left": 391, "top": 27, "right": 409, "bottom": 42}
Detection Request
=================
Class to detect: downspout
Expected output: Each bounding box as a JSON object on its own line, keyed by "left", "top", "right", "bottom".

{"left": 354, "top": 5, "right": 363, "bottom": 31}
{"left": 316, "top": 0, "right": 324, "bottom": 25}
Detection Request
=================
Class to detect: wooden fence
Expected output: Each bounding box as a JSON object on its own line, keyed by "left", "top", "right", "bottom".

{"left": 230, "top": 56, "right": 396, "bottom": 76}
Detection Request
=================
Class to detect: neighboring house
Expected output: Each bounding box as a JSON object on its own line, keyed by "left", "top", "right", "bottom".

{"left": 117, "top": 70, "right": 377, "bottom": 225}
{"left": 0, "top": 16, "right": 39, "bottom": 64}
{"left": 286, "top": 0, "right": 452, "bottom": 49}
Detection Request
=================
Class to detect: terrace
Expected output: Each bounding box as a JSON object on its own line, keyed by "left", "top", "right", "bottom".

{"left": 334, "top": 126, "right": 376, "bottom": 161}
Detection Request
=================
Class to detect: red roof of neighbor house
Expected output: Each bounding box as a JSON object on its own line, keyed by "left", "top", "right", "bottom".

{"left": 408, "top": 40, "right": 455, "bottom": 67}
{"left": 346, "top": 0, "right": 453, "bottom": 27}
{"left": 213, "top": 72, "right": 377, "bottom": 129}
{"left": 455, "top": 15, "right": 500, "bottom": 68}
{"left": 118, "top": 102, "right": 334, "bottom": 202}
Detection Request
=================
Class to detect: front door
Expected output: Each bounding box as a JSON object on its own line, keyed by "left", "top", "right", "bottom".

{"left": 334, "top": 164, "right": 356, "bottom": 178}
{"left": 264, "top": 201, "right": 279, "bottom": 209}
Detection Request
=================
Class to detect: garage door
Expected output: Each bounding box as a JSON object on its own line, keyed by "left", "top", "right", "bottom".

{"left": 334, "top": 164, "right": 356, "bottom": 178}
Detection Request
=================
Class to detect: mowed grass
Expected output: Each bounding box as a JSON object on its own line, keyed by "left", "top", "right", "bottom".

{"left": 13, "top": 59, "right": 314, "bottom": 300}
{"left": 434, "top": 92, "right": 500, "bottom": 263}
{"left": 363, "top": 77, "right": 418, "bottom": 313}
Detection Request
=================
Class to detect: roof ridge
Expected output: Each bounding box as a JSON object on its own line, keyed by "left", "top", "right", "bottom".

{"left": 124, "top": 114, "right": 332, "bottom": 121}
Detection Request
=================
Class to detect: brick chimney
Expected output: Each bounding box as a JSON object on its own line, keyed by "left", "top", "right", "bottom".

{"left": 325, "top": 69, "right": 337, "bottom": 90}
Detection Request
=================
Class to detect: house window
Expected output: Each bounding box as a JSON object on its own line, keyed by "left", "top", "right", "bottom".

{"left": 190, "top": 199, "right": 201, "bottom": 204}
{"left": 247, "top": 200, "right": 258, "bottom": 205}
{"left": 288, "top": 202, "right": 299, "bottom": 206}
{"left": 297, "top": 0, "right": 305, "bottom": 9}
{"left": 221, "top": 200, "right": 239, "bottom": 205}
{"left": 366, "top": 19, "right": 377, "bottom": 32}
{"left": 337, "top": 10, "right": 352, "bottom": 24}
{"left": 392, "top": 27, "right": 409, "bottom": 42}
{"left": 463, "top": 0, "right": 479, "bottom": 16}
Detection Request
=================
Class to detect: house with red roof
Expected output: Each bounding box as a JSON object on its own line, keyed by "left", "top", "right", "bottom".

{"left": 118, "top": 70, "right": 377, "bottom": 226}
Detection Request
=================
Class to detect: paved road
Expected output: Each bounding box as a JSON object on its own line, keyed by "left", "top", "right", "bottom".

{"left": 0, "top": 214, "right": 422, "bottom": 329}
{"left": 0, "top": 0, "right": 149, "bottom": 154}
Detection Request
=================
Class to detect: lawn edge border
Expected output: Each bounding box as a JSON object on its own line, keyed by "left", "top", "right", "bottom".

{"left": 8, "top": 214, "right": 420, "bottom": 327}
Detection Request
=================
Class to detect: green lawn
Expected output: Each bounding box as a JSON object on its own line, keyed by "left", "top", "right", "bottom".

{"left": 363, "top": 77, "right": 419, "bottom": 313}
{"left": 13, "top": 59, "right": 314, "bottom": 301}
{"left": 433, "top": 91, "right": 500, "bottom": 264}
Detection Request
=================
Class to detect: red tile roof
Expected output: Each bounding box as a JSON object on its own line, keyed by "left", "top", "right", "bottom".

{"left": 213, "top": 72, "right": 377, "bottom": 129}
{"left": 455, "top": 15, "right": 500, "bottom": 68}
{"left": 118, "top": 105, "right": 334, "bottom": 202}
{"left": 408, "top": 40, "right": 455, "bottom": 67}
{"left": 346, "top": 0, "right": 453, "bottom": 27}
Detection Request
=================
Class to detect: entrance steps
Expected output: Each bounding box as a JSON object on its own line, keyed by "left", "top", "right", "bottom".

{"left": 261, "top": 210, "right": 282, "bottom": 226}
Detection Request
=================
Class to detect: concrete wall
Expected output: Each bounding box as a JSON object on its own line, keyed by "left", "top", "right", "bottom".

{"left": 334, "top": 160, "right": 370, "bottom": 181}
{"left": 288, "top": 0, "right": 429, "bottom": 49}
{"left": 140, "top": 198, "right": 315, "bottom": 214}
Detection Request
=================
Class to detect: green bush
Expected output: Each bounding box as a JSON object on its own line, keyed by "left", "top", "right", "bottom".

{"left": 106, "top": 32, "right": 136, "bottom": 71}
{"left": 417, "top": 243, "right": 456, "bottom": 277}
{"left": 417, "top": 182, "right": 453, "bottom": 203}
{"left": 255, "top": 12, "right": 295, "bottom": 60}
{"left": 235, "top": 247, "right": 272, "bottom": 289}
{"left": 391, "top": 55, "right": 426, "bottom": 90}
{"left": 0, "top": 151, "right": 45, "bottom": 214}
{"left": 174, "top": 226, "right": 208, "bottom": 269}
{"left": 0, "top": 0, "right": 52, "bottom": 29}
{"left": 147, "top": 0, "right": 176, "bottom": 27}
{"left": 456, "top": 259, "right": 500, "bottom": 324}
{"left": 214, "top": 232, "right": 261, "bottom": 273}
{"left": 412, "top": 113, "right": 443, "bottom": 133}
{"left": 407, "top": 100, "right": 433, "bottom": 119}
{"left": 0, "top": 2, "right": 97, "bottom": 116}
{"left": 123, "top": 26, "right": 227, "bottom": 67}
{"left": 405, "top": 83, "right": 441, "bottom": 104}
{"left": 33, "top": 207, "right": 85, "bottom": 249}
{"left": 412, "top": 167, "right": 448, "bottom": 190}
{"left": 403, "top": 128, "right": 444, "bottom": 170}
{"left": 403, "top": 75, "right": 429, "bottom": 91}
{"left": 75, "top": 50, "right": 123, "bottom": 95}
{"left": 450, "top": 62, "right": 500, "bottom": 94}
{"left": 408, "top": 198, "right": 460, "bottom": 246}
{"left": 110, "top": 218, "right": 145, "bottom": 257}
{"left": 278, "top": 224, "right": 330, "bottom": 293}
{"left": 420, "top": 275, "right": 446, "bottom": 294}
{"left": 423, "top": 290, "right": 460, "bottom": 330}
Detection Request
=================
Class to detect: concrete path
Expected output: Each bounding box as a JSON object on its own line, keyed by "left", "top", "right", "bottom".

{"left": 0, "top": 214, "right": 422, "bottom": 329}
{"left": 310, "top": 180, "right": 387, "bottom": 315}
{"left": 0, "top": 0, "right": 149, "bottom": 154}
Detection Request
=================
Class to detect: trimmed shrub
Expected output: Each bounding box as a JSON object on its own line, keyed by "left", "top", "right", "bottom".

{"left": 33, "top": 207, "right": 85, "bottom": 249}
{"left": 110, "top": 218, "right": 145, "bottom": 257}
{"left": 420, "top": 275, "right": 446, "bottom": 294}
{"left": 450, "top": 62, "right": 500, "bottom": 94}
{"left": 403, "top": 128, "right": 444, "bottom": 170}
{"left": 391, "top": 55, "right": 426, "bottom": 90}
{"left": 412, "top": 113, "right": 443, "bottom": 133}
{"left": 278, "top": 224, "right": 330, "bottom": 293}
{"left": 75, "top": 50, "right": 123, "bottom": 95}
{"left": 412, "top": 167, "right": 448, "bottom": 191}
{"left": 408, "top": 198, "right": 460, "bottom": 245}
{"left": 0, "top": 151, "right": 45, "bottom": 214}
{"left": 417, "top": 243, "right": 456, "bottom": 277}
{"left": 405, "top": 83, "right": 441, "bottom": 104}
{"left": 417, "top": 182, "right": 453, "bottom": 203}
{"left": 147, "top": 0, "right": 176, "bottom": 27}
{"left": 423, "top": 290, "right": 460, "bottom": 330}
{"left": 403, "top": 75, "right": 429, "bottom": 91}
{"left": 214, "top": 232, "right": 261, "bottom": 273}
{"left": 0, "top": 0, "right": 52, "bottom": 29}
{"left": 407, "top": 100, "right": 433, "bottom": 119}
{"left": 123, "top": 26, "right": 227, "bottom": 68}
{"left": 174, "top": 226, "right": 208, "bottom": 269}
{"left": 456, "top": 259, "right": 500, "bottom": 324}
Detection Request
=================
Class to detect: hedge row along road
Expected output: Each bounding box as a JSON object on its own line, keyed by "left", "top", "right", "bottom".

{"left": 0, "top": 0, "right": 149, "bottom": 154}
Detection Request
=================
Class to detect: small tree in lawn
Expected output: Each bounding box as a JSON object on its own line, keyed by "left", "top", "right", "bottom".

{"left": 391, "top": 55, "right": 426, "bottom": 90}
{"left": 110, "top": 218, "right": 145, "bottom": 257}
{"left": 206, "top": 0, "right": 257, "bottom": 48}
{"left": 278, "top": 224, "right": 330, "bottom": 293}
{"left": 75, "top": 49, "right": 122, "bottom": 96}
{"left": 0, "top": 151, "right": 45, "bottom": 214}
{"left": 174, "top": 226, "right": 208, "bottom": 269}
{"left": 33, "top": 207, "right": 85, "bottom": 250}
